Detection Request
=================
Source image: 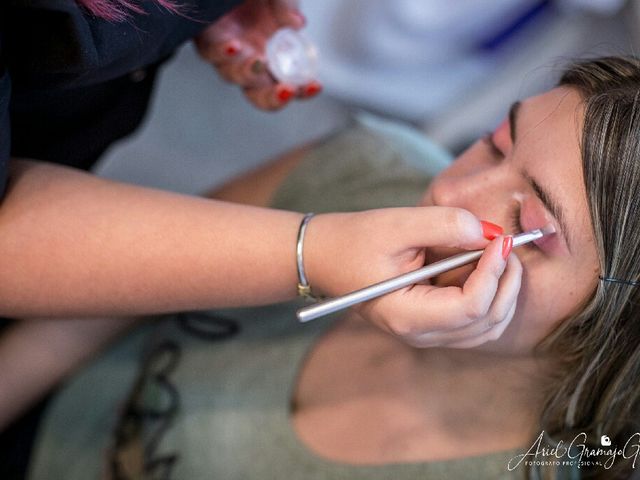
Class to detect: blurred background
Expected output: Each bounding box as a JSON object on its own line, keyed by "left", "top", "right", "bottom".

{"left": 94, "top": 0, "right": 640, "bottom": 194}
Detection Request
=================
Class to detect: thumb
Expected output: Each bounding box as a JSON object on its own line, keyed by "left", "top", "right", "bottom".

{"left": 399, "top": 206, "right": 502, "bottom": 251}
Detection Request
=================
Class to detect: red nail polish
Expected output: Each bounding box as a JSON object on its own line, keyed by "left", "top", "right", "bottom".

{"left": 304, "top": 82, "right": 322, "bottom": 97}
{"left": 277, "top": 87, "right": 295, "bottom": 103}
{"left": 224, "top": 41, "right": 241, "bottom": 57}
{"left": 502, "top": 236, "right": 513, "bottom": 260}
{"left": 481, "top": 220, "right": 504, "bottom": 240}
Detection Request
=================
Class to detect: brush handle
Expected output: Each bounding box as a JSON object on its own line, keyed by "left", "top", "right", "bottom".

{"left": 296, "top": 228, "right": 544, "bottom": 323}
{"left": 296, "top": 250, "right": 482, "bottom": 322}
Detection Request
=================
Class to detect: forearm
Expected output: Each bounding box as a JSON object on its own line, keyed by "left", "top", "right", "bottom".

{"left": 0, "top": 160, "right": 303, "bottom": 318}
{"left": 0, "top": 316, "right": 141, "bottom": 429}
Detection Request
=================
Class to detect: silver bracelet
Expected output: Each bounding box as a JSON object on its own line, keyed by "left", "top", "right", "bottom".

{"left": 296, "top": 213, "right": 320, "bottom": 301}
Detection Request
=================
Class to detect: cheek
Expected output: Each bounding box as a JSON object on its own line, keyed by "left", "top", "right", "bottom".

{"left": 498, "top": 260, "right": 598, "bottom": 353}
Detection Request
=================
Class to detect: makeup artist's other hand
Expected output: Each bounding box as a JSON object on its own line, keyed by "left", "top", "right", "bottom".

{"left": 305, "top": 208, "right": 523, "bottom": 348}
{"left": 194, "top": 0, "right": 323, "bottom": 110}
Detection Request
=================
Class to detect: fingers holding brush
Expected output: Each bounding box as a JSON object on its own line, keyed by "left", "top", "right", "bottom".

{"left": 362, "top": 235, "right": 522, "bottom": 349}
{"left": 440, "top": 253, "right": 523, "bottom": 348}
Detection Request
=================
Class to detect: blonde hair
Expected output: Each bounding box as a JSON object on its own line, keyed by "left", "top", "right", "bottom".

{"left": 531, "top": 56, "right": 640, "bottom": 479}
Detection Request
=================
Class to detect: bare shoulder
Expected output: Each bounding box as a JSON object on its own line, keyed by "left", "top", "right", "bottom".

{"left": 205, "top": 145, "right": 313, "bottom": 207}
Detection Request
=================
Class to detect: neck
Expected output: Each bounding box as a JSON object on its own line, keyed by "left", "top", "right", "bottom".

{"left": 411, "top": 347, "right": 550, "bottom": 446}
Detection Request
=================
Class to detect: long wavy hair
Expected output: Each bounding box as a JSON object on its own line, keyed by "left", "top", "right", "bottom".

{"left": 532, "top": 56, "right": 640, "bottom": 479}
{"left": 76, "top": 0, "right": 180, "bottom": 21}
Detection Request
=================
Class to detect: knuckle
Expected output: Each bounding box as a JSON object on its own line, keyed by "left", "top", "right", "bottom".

{"left": 489, "top": 327, "right": 504, "bottom": 341}
{"left": 465, "top": 298, "right": 489, "bottom": 320}
{"left": 386, "top": 317, "right": 420, "bottom": 340}
{"left": 486, "top": 314, "right": 502, "bottom": 328}
{"left": 506, "top": 300, "right": 518, "bottom": 322}
{"left": 510, "top": 255, "right": 524, "bottom": 276}
{"left": 489, "top": 260, "right": 505, "bottom": 278}
{"left": 487, "top": 299, "right": 515, "bottom": 328}
{"left": 446, "top": 208, "right": 465, "bottom": 231}
{"left": 486, "top": 328, "right": 502, "bottom": 342}
{"left": 488, "top": 305, "right": 516, "bottom": 333}
{"left": 444, "top": 208, "right": 478, "bottom": 239}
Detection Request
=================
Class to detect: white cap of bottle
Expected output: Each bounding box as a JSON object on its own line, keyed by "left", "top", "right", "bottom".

{"left": 266, "top": 28, "right": 319, "bottom": 86}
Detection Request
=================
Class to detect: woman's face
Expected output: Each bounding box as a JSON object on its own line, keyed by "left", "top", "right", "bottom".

{"left": 420, "top": 86, "right": 599, "bottom": 355}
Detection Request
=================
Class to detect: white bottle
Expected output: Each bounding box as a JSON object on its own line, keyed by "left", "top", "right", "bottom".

{"left": 266, "top": 28, "right": 319, "bottom": 86}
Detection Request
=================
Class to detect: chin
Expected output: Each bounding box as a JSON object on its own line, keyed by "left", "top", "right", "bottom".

{"left": 468, "top": 320, "right": 534, "bottom": 357}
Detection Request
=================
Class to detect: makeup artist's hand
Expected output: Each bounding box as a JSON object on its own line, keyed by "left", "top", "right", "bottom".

{"left": 304, "top": 207, "right": 523, "bottom": 348}
{"left": 194, "top": 0, "right": 323, "bottom": 110}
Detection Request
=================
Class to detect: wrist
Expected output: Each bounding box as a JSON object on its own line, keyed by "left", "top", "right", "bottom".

{"left": 298, "top": 212, "right": 349, "bottom": 299}
{"left": 295, "top": 213, "right": 320, "bottom": 300}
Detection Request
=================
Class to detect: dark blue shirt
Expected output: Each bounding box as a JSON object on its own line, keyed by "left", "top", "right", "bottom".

{"left": 0, "top": 42, "right": 9, "bottom": 199}
{"left": 0, "top": 0, "right": 242, "bottom": 199}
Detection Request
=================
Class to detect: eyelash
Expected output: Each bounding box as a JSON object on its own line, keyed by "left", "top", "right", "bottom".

{"left": 509, "top": 204, "right": 538, "bottom": 250}
{"left": 509, "top": 202, "right": 539, "bottom": 252}
{"left": 509, "top": 204, "right": 524, "bottom": 236}
{"left": 482, "top": 133, "right": 503, "bottom": 159}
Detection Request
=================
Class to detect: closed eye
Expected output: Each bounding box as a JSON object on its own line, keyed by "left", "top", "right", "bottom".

{"left": 481, "top": 134, "right": 541, "bottom": 252}
{"left": 508, "top": 203, "right": 538, "bottom": 252}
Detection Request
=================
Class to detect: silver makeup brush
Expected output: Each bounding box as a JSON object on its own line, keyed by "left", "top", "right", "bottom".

{"left": 297, "top": 224, "right": 556, "bottom": 323}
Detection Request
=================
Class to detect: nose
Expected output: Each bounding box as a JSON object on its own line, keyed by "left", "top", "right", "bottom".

{"left": 429, "top": 163, "right": 510, "bottom": 211}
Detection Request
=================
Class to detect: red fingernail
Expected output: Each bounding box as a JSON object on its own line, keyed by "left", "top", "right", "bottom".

{"left": 502, "top": 236, "right": 513, "bottom": 260}
{"left": 277, "top": 86, "right": 295, "bottom": 103}
{"left": 481, "top": 220, "right": 504, "bottom": 240}
{"left": 304, "top": 82, "right": 322, "bottom": 97}
{"left": 224, "top": 41, "right": 241, "bottom": 57}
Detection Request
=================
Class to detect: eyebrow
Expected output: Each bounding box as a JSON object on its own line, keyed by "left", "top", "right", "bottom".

{"left": 509, "top": 100, "right": 574, "bottom": 253}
